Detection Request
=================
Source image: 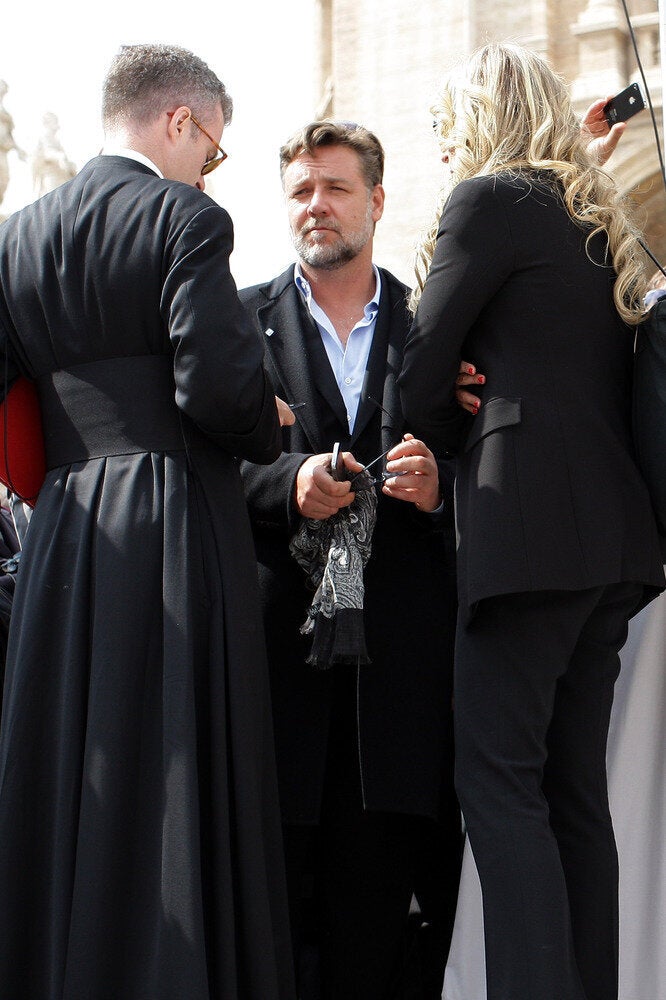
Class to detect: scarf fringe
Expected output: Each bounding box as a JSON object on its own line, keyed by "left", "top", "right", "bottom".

{"left": 302, "top": 607, "right": 372, "bottom": 670}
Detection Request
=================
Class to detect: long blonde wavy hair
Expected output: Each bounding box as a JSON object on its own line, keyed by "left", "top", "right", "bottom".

{"left": 409, "top": 43, "right": 647, "bottom": 324}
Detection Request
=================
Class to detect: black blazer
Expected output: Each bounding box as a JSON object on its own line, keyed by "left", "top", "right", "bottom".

{"left": 240, "top": 266, "right": 458, "bottom": 824}
{"left": 400, "top": 172, "right": 665, "bottom": 619}
{"left": 633, "top": 295, "right": 666, "bottom": 556}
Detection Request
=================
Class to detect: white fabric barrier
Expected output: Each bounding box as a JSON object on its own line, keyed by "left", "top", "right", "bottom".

{"left": 443, "top": 587, "right": 666, "bottom": 1000}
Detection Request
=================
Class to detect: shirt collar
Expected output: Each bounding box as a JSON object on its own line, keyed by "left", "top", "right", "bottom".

{"left": 294, "top": 262, "right": 381, "bottom": 321}
{"left": 100, "top": 145, "right": 164, "bottom": 179}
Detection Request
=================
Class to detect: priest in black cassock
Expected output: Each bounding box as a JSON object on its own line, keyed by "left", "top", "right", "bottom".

{"left": 0, "top": 44, "right": 295, "bottom": 1000}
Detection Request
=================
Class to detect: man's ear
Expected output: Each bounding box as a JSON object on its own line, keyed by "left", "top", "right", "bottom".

{"left": 167, "top": 106, "right": 192, "bottom": 141}
{"left": 372, "top": 184, "right": 385, "bottom": 223}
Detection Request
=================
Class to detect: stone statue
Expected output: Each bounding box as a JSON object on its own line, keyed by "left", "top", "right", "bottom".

{"left": 32, "top": 112, "right": 76, "bottom": 197}
{"left": 0, "top": 80, "right": 26, "bottom": 208}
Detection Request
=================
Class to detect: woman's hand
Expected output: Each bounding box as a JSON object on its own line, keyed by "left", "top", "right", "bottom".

{"left": 581, "top": 97, "right": 626, "bottom": 166}
{"left": 456, "top": 360, "right": 485, "bottom": 414}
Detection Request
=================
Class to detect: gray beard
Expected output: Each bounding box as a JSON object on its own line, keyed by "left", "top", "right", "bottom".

{"left": 292, "top": 209, "right": 374, "bottom": 272}
{"left": 293, "top": 234, "right": 364, "bottom": 270}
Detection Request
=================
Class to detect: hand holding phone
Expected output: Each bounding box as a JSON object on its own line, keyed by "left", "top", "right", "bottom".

{"left": 603, "top": 83, "right": 645, "bottom": 126}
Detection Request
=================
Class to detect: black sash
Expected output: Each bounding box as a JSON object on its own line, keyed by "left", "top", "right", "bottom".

{"left": 37, "top": 355, "right": 197, "bottom": 471}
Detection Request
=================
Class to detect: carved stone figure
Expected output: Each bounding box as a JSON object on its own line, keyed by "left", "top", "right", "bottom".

{"left": 0, "top": 80, "right": 26, "bottom": 208}
{"left": 32, "top": 112, "right": 76, "bottom": 197}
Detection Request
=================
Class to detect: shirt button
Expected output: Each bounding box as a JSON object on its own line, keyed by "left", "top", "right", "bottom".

{"left": 344, "top": 377, "right": 352, "bottom": 385}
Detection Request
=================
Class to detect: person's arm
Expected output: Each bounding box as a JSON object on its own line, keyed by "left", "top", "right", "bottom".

{"left": 164, "top": 203, "right": 282, "bottom": 464}
{"left": 399, "top": 178, "right": 514, "bottom": 454}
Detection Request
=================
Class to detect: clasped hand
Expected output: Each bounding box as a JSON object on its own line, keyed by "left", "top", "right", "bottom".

{"left": 382, "top": 434, "right": 441, "bottom": 512}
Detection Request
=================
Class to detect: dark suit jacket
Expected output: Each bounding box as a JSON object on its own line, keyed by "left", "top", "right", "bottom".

{"left": 633, "top": 295, "right": 666, "bottom": 557}
{"left": 400, "top": 172, "right": 665, "bottom": 618}
{"left": 240, "top": 266, "right": 458, "bottom": 824}
{"left": 0, "top": 157, "right": 293, "bottom": 999}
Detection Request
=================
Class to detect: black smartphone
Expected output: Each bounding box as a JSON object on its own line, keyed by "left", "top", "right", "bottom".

{"left": 330, "top": 442, "right": 345, "bottom": 481}
{"left": 603, "top": 83, "right": 645, "bottom": 126}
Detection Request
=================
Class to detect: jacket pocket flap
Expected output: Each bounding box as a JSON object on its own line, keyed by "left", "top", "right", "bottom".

{"left": 464, "top": 396, "right": 521, "bottom": 453}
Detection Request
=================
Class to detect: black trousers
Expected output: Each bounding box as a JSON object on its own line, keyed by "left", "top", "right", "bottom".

{"left": 285, "top": 666, "right": 463, "bottom": 1000}
{"left": 454, "top": 583, "right": 643, "bottom": 1000}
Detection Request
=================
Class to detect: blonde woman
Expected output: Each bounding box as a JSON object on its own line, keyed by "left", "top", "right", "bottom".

{"left": 399, "top": 43, "right": 665, "bottom": 1000}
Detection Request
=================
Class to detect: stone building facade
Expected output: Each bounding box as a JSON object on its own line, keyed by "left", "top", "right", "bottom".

{"left": 314, "top": 0, "right": 665, "bottom": 286}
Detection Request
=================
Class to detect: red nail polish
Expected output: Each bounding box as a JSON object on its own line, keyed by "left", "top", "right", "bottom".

{"left": 477, "top": 375, "right": 486, "bottom": 384}
{"left": 467, "top": 366, "right": 474, "bottom": 375}
{"left": 471, "top": 406, "right": 479, "bottom": 415}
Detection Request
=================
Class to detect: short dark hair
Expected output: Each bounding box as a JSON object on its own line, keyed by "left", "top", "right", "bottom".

{"left": 102, "top": 44, "right": 232, "bottom": 131}
{"left": 279, "top": 120, "right": 384, "bottom": 189}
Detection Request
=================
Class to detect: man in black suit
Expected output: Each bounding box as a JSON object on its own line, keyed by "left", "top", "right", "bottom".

{"left": 0, "top": 44, "right": 295, "bottom": 1000}
{"left": 240, "top": 121, "right": 474, "bottom": 999}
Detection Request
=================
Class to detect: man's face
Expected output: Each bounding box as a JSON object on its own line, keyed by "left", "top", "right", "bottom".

{"left": 283, "top": 145, "right": 384, "bottom": 270}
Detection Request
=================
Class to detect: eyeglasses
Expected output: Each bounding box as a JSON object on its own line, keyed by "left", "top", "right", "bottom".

{"left": 349, "top": 446, "right": 394, "bottom": 490}
{"left": 189, "top": 113, "right": 228, "bottom": 175}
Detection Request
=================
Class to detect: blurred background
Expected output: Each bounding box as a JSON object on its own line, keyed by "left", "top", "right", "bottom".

{"left": 1, "top": 0, "right": 664, "bottom": 289}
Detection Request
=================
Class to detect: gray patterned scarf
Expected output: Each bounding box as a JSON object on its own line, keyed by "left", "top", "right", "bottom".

{"left": 289, "top": 469, "right": 378, "bottom": 669}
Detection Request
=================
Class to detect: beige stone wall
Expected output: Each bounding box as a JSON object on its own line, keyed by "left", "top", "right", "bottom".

{"left": 319, "top": 0, "right": 665, "bottom": 285}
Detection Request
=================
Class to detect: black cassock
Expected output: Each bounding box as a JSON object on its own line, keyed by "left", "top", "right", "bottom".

{"left": 0, "top": 157, "right": 294, "bottom": 1000}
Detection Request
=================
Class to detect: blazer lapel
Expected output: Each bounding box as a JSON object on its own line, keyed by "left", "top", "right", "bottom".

{"left": 254, "top": 277, "right": 347, "bottom": 452}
